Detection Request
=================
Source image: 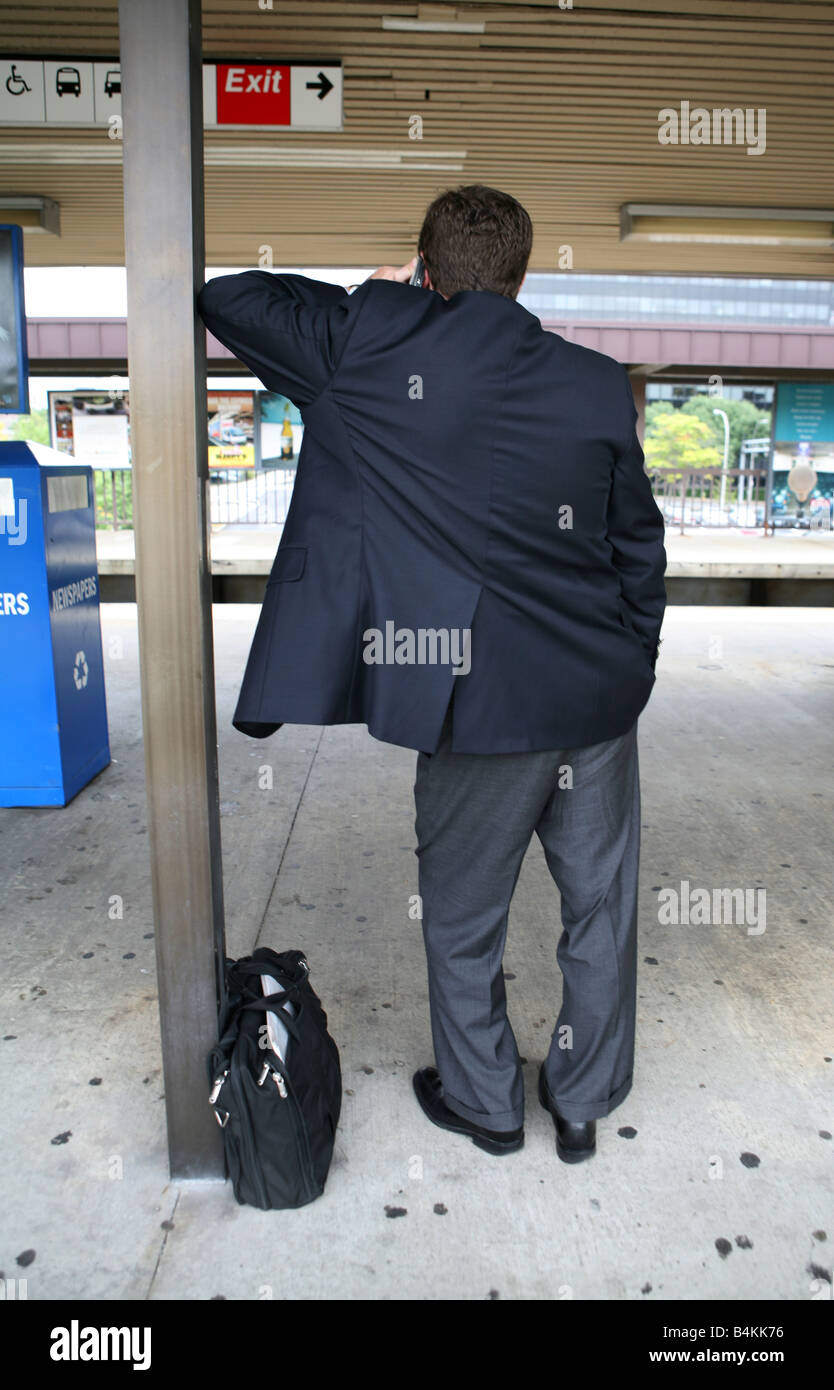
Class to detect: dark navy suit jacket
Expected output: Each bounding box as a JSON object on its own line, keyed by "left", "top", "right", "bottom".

{"left": 197, "top": 272, "right": 666, "bottom": 754}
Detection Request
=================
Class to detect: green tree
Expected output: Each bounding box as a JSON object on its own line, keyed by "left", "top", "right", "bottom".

{"left": 681, "top": 395, "right": 770, "bottom": 468}
{"left": 643, "top": 411, "right": 722, "bottom": 474}
{"left": 645, "top": 400, "right": 675, "bottom": 431}
{"left": 9, "top": 408, "right": 50, "bottom": 445}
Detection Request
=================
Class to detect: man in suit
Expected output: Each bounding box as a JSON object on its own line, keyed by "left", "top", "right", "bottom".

{"left": 197, "top": 184, "right": 666, "bottom": 1165}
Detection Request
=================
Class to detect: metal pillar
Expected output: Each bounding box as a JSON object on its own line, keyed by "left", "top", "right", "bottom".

{"left": 118, "top": 0, "right": 226, "bottom": 1178}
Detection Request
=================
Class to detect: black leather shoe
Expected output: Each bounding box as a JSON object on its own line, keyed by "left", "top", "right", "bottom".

{"left": 413, "top": 1067, "right": 524, "bottom": 1155}
{"left": 538, "top": 1066, "right": 596, "bottom": 1163}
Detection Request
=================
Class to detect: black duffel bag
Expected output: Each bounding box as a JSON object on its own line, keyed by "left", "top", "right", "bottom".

{"left": 207, "top": 947, "right": 341, "bottom": 1210}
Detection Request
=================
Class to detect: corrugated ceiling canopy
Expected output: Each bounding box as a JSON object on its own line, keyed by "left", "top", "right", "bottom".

{"left": 0, "top": 0, "right": 832, "bottom": 274}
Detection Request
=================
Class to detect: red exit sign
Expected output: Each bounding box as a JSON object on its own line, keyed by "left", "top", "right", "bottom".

{"left": 216, "top": 64, "right": 291, "bottom": 125}
{"left": 204, "top": 62, "right": 342, "bottom": 130}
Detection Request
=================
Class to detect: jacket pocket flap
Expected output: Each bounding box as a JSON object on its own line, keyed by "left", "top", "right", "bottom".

{"left": 267, "top": 547, "right": 306, "bottom": 585}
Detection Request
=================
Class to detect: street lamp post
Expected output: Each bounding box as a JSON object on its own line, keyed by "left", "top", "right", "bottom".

{"left": 713, "top": 408, "right": 730, "bottom": 515}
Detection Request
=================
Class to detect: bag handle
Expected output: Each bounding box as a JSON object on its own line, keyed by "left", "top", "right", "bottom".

{"left": 227, "top": 954, "right": 308, "bottom": 996}
{"left": 238, "top": 991, "right": 302, "bottom": 1044}
{"left": 220, "top": 953, "right": 309, "bottom": 1047}
{"left": 231, "top": 950, "right": 309, "bottom": 982}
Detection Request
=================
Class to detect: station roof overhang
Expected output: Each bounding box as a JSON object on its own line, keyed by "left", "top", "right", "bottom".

{"left": 0, "top": 0, "right": 832, "bottom": 278}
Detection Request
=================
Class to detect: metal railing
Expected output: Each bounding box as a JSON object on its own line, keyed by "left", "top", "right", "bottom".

{"left": 93, "top": 464, "right": 298, "bottom": 529}
{"left": 206, "top": 466, "right": 296, "bottom": 526}
{"left": 648, "top": 467, "right": 770, "bottom": 534}
{"left": 94, "top": 463, "right": 775, "bottom": 535}
{"left": 94, "top": 465, "right": 133, "bottom": 529}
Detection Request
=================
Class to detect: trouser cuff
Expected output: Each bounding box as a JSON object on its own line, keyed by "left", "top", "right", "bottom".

{"left": 442, "top": 1088, "right": 524, "bottom": 1133}
{"left": 546, "top": 1071, "right": 633, "bottom": 1122}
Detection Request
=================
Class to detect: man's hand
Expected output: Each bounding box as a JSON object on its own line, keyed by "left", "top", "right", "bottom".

{"left": 366, "top": 257, "right": 417, "bottom": 284}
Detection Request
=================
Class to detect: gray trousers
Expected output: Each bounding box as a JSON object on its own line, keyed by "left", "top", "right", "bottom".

{"left": 413, "top": 705, "right": 641, "bottom": 1130}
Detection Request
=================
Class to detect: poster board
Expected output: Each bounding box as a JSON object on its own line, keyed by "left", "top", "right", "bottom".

{"left": 207, "top": 390, "right": 254, "bottom": 470}
{"left": 770, "top": 382, "right": 834, "bottom": 528}
{"left": 48, "top": 390, "right": 130, "bottom": 468}
{"left": 258, "top": 392, "right": 303, "bottom": 470}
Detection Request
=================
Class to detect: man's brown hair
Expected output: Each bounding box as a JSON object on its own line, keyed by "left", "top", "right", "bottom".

{"left": 418, "top": 184, "right": 533, "bottom": 300}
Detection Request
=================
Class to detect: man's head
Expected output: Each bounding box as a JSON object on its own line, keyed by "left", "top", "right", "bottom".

{"left": 418, "top": 184, "right": 532, "bottom": 300}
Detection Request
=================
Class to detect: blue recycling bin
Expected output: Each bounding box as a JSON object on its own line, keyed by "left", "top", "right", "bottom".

{"left": 0, "top": 441, "right": 110, "bottom": 806}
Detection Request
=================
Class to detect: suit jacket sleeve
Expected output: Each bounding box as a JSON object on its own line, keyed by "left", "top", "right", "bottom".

{"left": 197, "top": 271, "right": 357, "bottom": 406}
{"left": 606, "top": 368, "right": 667, "bottom": 669}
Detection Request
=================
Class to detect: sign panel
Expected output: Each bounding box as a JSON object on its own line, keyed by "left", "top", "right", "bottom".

{"left": 48, "top": 391, "right": 131, "bottom": 468}
{"left": 770, "top": 381, "right": 834, "bottom": 528}
{"left": 215, "top": 64, "right": 291, "bottom": 126}
{"left": 0, "top": 59, "right": 45, "bottom": 124}
{"left": 49, "top": 388, "right": 265, "bottom": 473}
{"left": 204, "top": 62, "right": 341, "bottom": 129}
{"left": 773, "top": 381, "right": 834, "bottom": 445}
{"left": 207, "top": 391, "right": 254, "bottom": 469}
{"left": 43, "top": 60, "right": 96, "bottom": 124}
{"left": 93, "top": 61, "right": 122, "bottom": 124}
{"left": 0, "top": 58, "right": 342, "bottom": 130}
{"left": 259, "top": 392, "right": 302, "bottom": 470}
{"left": 0, "top": 225, "right": 28, "bottom": 414}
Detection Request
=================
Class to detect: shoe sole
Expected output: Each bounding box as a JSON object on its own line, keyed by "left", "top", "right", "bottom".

{"left": 538, "top": 1070, "right": 596, "bottom": 1164}
{"left": 413, "top": 1075, "right": 524, "bottom": 1155}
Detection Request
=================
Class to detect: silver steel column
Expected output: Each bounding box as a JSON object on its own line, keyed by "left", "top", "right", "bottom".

{"left": 118, "top": 0, "right": 226, "bottom": 1179}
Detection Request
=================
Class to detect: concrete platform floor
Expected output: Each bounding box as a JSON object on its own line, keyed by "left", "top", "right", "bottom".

{"left": 0, "top": 606, "right": 832, "bottom": 1301}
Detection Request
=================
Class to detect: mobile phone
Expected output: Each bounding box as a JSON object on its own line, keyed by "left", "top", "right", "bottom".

{"left": 409, "top": 254, "right": 426, "bottom": 287}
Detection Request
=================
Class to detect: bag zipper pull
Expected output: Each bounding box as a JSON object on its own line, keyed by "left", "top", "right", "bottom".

{"left": 256, "top": 1060, "right": 288, "bottom": 1098}
{"left": 209, "top": 1069, "right": 229, "bottom": 1106}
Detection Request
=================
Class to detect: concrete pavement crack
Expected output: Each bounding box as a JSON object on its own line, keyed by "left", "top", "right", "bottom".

{"left": 145, "top": 1188, "right": 181, "bottom": 1299}
{"left": 253, "top": 729, "right": 325, "bottom": 949}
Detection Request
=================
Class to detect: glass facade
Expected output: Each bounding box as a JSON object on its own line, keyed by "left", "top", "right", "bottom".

{"left": 519, "top": 275, "right": 834, "bottom": 327}
{"left": 646, "top": 383, "right": 774, "bottom": 410}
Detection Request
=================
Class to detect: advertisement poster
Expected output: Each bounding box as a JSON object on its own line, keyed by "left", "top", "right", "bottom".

{"left": 259, "top": 392, "right": 302, "bottom": 469}
{"left": 48, "top": 391, "right": 273, "bottom": 478}
{"left": 770, "top": 382, "right": 834, "bottom": 527}
{"left": 207, "top": 391, "right": 254, "bottom": 469}
{"left": 48, "top": 390, "right": 130, "bottom": 468}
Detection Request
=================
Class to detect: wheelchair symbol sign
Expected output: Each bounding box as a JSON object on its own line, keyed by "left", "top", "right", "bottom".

{"left": 5, "top": 64, "right": 31, "bottom": 96}
{"left": 0, "top": 60, "right": 45, "bottom": 122}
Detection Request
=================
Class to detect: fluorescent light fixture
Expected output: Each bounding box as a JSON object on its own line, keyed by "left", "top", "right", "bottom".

{"left": 621, "top": 204, "right": 834, "bottom": 248}
{"left": 382, "top": 17, "right": 485, "bottom": 33}
{"left": 0, "top": 142, "right": 466, "bottom": 172}
{"left": 0, "top": 194, "right": 59, "bottom": 233}
{"left": 202, "top": 146, "right": 467, "bottom": 171}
